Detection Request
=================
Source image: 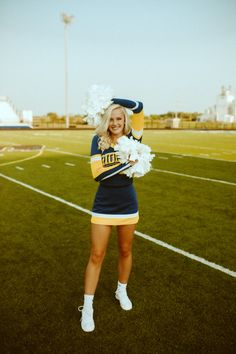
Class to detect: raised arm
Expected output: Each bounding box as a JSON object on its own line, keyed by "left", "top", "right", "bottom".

{"left": 90, "top": 135, "right": 131, "bottom": 182}
{"left": 111, "top": 98, "right": 144, "bottom": 140}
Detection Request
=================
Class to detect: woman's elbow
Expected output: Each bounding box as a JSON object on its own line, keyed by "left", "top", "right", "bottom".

{"left": 134, "top": 101, "right": 143, "bottom": 114}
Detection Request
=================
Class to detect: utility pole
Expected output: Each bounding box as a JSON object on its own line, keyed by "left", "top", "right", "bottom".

{"left": 61, "top": 13, "right": 74, "bottom": 128}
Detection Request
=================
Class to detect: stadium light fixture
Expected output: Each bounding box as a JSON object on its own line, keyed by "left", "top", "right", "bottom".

{"left": 61, "top": 13, "right": 74, "bottom": 129}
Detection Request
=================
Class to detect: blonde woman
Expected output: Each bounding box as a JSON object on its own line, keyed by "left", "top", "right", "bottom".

{"left": 79, "top": 98, "right": 144, "bottom": 332}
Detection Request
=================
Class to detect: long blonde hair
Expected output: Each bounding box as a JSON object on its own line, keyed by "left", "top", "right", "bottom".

{"left": 96, "top": 104, "right": 131, "bottom": 150}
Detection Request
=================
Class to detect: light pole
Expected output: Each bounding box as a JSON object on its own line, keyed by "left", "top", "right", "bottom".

{"left": 61, "top": 13, "right": 74, "bottom": 128}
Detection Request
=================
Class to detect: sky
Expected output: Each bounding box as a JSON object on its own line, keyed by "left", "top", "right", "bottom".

{"left": 0, "top": 0, "right": 236, "bottom": 115}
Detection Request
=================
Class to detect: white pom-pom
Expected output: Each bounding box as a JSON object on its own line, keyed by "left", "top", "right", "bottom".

{"left": 114, "top": 136, "right": 155, "bottom": 178}
{"left": 82, "top": 84, "right": 114, "bottom": 127}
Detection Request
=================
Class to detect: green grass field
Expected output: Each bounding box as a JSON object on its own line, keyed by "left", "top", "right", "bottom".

{"left": 0, "top": 130, "right": 236, "bottom": 354}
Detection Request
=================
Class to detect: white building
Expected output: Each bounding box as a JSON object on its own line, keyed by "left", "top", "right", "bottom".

{"left": 166, "top": 112, "right": 181, "bottom": 129}
{"left": 216, "top": 86, "right": 235, "bottom": 123}
{"left": 0, "top": 96, "right": 32, "bottom": 127}
{"left": 198, "top": 86, "right": 236, "bottom": 123}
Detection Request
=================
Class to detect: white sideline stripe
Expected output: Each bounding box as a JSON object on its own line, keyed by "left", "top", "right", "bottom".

{"left": 42, "top": 164, "right": 51, "bottom": 168}
{"left": 65, "top": 163, "right": 75, "bottom": 167}
{"left": 46, "top": 148, "right": 89, "bottom": 159}
{"left": 0, "top": 172, "right": 235, "bottom": 279}
{"left": 135, "top": 231, "right": 236, "bottom": 278}
{"left": 16, "top": 166, "right": 24, "bottom": 170}
{"left": 0, "top": 173, "right": 92, "bottom": 215}
{"left": 152, "top": 168, "right": 236, "bottom": 187}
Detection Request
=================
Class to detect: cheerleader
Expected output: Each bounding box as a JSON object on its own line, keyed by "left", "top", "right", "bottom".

{"left": 79, "top": 94, "right": 144, "bottom": 332}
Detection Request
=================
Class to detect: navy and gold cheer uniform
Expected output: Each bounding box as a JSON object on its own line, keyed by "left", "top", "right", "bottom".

{"left": 90, "top": 98, "right": 144, "bottom": 225}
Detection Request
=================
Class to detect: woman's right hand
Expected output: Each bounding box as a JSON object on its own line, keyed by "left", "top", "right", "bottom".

{"left": 129, "top": 160, "right": 138, "bottom": 166}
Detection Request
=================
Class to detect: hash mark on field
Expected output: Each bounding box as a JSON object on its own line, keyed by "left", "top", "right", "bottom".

{"left": 158, "top": 156, "right": 169, "bottom": 160}
{"left": 42, "top": 164, "right": 51, "bottom": 168}
{"left": 16, "top": 166, "right": 24, "bottom": 170}
{"left": 172, "top": 155, "right": 183, "bottom": 158}
{"left": 0, "top": 172, "right": 235, "bottom": 279}
{"left": 65, "top": 162, "right": 75, "bottom": 167}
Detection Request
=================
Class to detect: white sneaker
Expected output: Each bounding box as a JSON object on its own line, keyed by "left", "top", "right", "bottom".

{"left": 115, "top": 290, "right": 132, "bottom": 311}
{"left": 78, "top": 305, "right": 95, "bottom": 332}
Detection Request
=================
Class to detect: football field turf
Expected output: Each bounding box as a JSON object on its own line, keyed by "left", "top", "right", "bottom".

{"left": 0, "top": 130, "right": 236, "bottom": 353}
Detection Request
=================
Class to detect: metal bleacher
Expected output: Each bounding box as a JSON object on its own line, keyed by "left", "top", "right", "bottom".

{"left": 0, "top": 96, "right": 32, "bottom": 128}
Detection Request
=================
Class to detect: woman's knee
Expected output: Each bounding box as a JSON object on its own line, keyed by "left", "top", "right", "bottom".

{"left": 119, "top": 246, "right": 132, "bottom": 258}
{"left": 90, "top": 249, "right": 106, "bottom": 265}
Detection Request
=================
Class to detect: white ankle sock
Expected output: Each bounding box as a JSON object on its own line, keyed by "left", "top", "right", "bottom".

{"left": 117, "top": 281, "right": 127, "bottom": 292}
{"left": 84, "top": 294, "right": 94, "bottom": 309}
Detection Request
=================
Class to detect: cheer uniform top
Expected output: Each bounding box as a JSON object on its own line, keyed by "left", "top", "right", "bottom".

{"left": 90, "top": 98, "right": 144, "bottom": 225}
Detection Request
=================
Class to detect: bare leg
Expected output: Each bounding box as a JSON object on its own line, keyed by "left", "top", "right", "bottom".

{"left": 117, "top": 224, "right": 136, "bottom": 284}
{"left": 84, "top": 224, "right": 112, "bottom": 295}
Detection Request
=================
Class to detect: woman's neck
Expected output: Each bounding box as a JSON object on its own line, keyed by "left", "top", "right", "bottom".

{"left": 110, "top": 133, "right": 123, "bottom": 144}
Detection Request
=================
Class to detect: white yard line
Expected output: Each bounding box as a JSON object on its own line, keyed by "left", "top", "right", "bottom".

{"left": 152, "top": 168, "right": 236, "bottom": 187}
{"left": 155, "top": 142, "right": 236, "bottom": 153}
{"left": 158, "top": 151, "right": 236, "bottom": 163}
{"left": 46, "top": 148, "right": 89, "bottom": 158}
{"left": 0, "top": 172, "right": 235, "bottom": 279}
{"left": 47, "top": 147, "right": 236, "bottom": 163}
{"left": 183, "top": 154, "right": 236, "bottom": 163}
